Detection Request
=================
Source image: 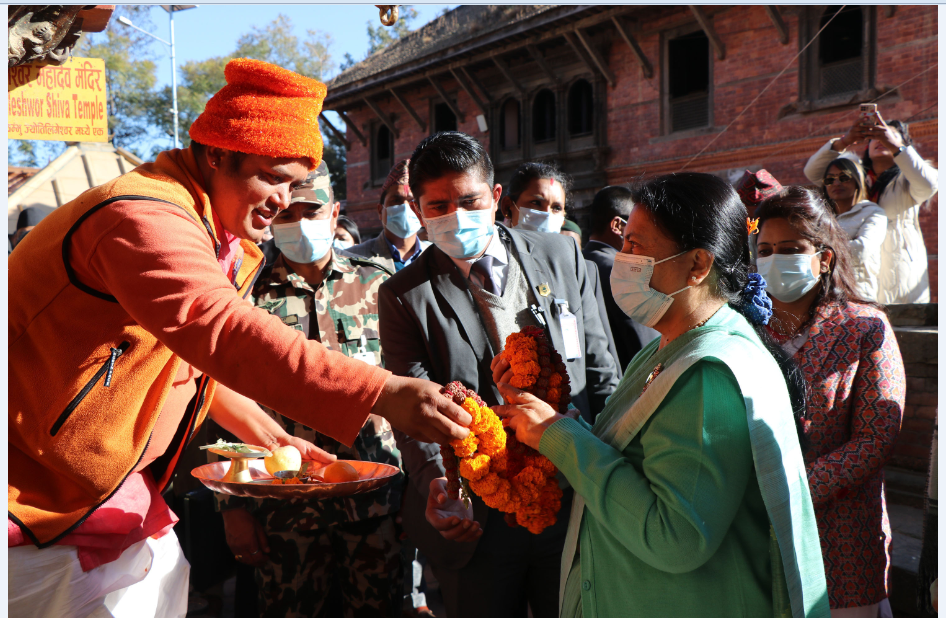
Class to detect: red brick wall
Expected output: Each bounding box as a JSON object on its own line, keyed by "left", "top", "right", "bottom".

{"left": 343, "top": 82, "right": 489, "bottom": 236}
{"left": 340, "top": 5, "right": 938, "bottom": 297}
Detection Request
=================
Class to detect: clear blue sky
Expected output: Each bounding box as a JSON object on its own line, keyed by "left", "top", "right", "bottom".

{"left": 137, "top": 4, "right": 454, "bottom": 132}
{"left": 11, "top": 5, "right": 454, "bottom": 162}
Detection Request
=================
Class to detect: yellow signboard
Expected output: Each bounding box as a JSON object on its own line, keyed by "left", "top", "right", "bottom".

{"left": 8, "top": 57, "right": 109, "bottom": 143}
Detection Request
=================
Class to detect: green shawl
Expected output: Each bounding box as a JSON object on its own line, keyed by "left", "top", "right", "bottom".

{"left": 558, "top": 305, "right": 829, "bottom": 618}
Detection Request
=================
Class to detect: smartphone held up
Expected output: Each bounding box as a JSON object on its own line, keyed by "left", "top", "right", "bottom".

{"left": 859, "top": 103, "right": 879, "bottom": 126}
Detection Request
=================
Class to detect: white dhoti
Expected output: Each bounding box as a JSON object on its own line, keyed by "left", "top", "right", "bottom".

{"left": 9, "top": 531, "right": 190, "bottom": 618}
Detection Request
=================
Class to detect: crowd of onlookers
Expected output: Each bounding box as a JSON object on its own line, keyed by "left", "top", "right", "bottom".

{"left": 168, "top": 111, "right": 936, "bottom": 618}
{"left": 8, "top": 101, "right": 938, "bottom": 618}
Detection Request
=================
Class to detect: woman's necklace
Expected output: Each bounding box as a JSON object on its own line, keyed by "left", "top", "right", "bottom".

{"left": 643, "top": 309, "right": 719, "bottom": 395}
{"left": 768, "top": 307, "right": 814, "bottom": 339}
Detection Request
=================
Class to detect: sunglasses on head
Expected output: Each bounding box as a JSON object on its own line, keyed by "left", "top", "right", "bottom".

{"left": 823, "top": 172, "right": 854, "bottom": 186}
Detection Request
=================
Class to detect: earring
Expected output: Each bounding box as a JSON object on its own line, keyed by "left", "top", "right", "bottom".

{"left": 690, "top": 276, "right": 697, "bottom": 282}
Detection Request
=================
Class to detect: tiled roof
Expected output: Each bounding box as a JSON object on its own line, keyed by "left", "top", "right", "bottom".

{"left": 328, "top": 5, "right": 556, "bottom": 90}
{"left": 8, "top": 167, "right": 38, "bottom": 195}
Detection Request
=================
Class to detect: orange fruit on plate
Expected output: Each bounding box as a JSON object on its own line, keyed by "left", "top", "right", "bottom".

{"left": 323, "top": 461, "right": 359, "bottom": 482}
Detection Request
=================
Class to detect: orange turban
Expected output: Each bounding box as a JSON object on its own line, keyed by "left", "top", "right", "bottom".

{"left": 189, "top": 58, "right": 327, "bottom": 169}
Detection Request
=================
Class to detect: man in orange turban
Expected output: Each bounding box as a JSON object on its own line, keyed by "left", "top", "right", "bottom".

{"left": 8, "top": 58, "right": 471, "bottom": 618}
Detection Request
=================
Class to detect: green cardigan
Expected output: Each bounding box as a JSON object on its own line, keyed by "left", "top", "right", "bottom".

{"left": 540, "top": 305, "right": 829, "bottom": 618}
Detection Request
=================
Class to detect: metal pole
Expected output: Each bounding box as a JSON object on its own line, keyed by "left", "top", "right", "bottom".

{"left": 170, "top": 9, "right": 180, "bottom": 149}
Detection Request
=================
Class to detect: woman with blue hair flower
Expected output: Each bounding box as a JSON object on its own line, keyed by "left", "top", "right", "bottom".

{"left": 492, "top": 173, "right": 830, "bottom": 618}
{"left": 755, "top": 186, "right": 905, "bottom": 618}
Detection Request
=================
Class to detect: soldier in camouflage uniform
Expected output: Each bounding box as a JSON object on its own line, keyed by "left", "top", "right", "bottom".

{"left": 215, "top": 162, "right": 404, "bottom": 618}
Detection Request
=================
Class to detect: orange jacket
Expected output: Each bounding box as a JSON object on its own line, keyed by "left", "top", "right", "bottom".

{"left": 9, "top": 148, "right": 390, "bottom": 546}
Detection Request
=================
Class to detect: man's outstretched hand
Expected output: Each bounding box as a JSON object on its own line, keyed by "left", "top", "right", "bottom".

{"left": 371, "top": 375, "right": 472, "bottom": 445}
{"left": 425, "top": 477, "right": 482, "bottom": 543}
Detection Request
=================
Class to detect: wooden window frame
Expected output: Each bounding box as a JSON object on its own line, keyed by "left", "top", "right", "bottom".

{"left": 661, "top": 22, "right": 714, "bottom": 136}
{"left": 370, "top": 122, "right": 394, "bottom": 186}
{"left": 798, "top": 5, "right": 877, "bottom": 109}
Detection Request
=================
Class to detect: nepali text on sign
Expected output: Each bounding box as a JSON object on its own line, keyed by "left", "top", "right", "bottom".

{"left": 8, "top": 57, "right": 109, "bottom": 143}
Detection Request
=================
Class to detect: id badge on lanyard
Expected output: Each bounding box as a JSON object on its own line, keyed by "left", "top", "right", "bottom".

{"left": 554, "top": 299, "right": 582, "bottom": 360}
{"left": 351, "top": 335, "right": 378, "bottom": 366}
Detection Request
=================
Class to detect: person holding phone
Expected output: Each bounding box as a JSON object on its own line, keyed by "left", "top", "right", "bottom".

{"left": 803, "top": 110, "right": 938, "bottom": 304}
{"left": 818, "top": 158, "right": 886, "bottom": 302}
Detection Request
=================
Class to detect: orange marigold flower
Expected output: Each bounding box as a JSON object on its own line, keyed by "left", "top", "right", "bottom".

{"left": 512, "top": 360, "right": 541, "bottom": 377}
{"left": 534, "top": 456, "right": 558, "bottom": 477}
{"left": 548, "top": 373, "right": 563, "bottom": 388}
{"left": 510, "top": 374, "right": 537, "bottom": 389}
{"left": 477, "top": 421, "right": 506, "bottom": 458}
{"left": 451, "top": 432, "right": 479, "bottom": 458}
{"left": 469, "top": 472, "right": 501, "bottom": 496}
{"left": 546, "top": 388, "right": 561, "bottom": 403}
{"left": 489, "top": 451, "right": 508, "bottom": 475}
{"left": 515, "top": 466, "right": 546, "bottom": 488}
{"left": 459, "top": 454, "right": 490, "bottom": 481}
{"left": 481, "top": 478, "right": 515, "bottom": 512}
{"left": 508, "top": 348, "right": 538, "bottom": 366}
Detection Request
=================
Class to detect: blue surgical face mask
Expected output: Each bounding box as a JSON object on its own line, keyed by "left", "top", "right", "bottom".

{"left": 384, "top": 202, "right": 422, "bottom": 239}
{"left": 610, "top": 251, "right": 690, "bottom": 328}
{"left": 424, "top": 209, "right": 495, "bottom": 259}
{"left": 334, "top": 239, "right": 353, "bottom": 252}
{"left": 512, "top": 205, "right": 565, "bottom": 234}
{"left": 756, "top": 253, "right": 822, "bottom": 302}
{"left": 272, "top": 218, "right": 334, "bottom": 264}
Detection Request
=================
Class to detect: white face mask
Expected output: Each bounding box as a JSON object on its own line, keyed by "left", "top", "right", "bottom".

{"left": 512, "top": 205, "right": 565, "bottom": 234}
{"left": 272, "top": 218, "right": 334, "bottom": 264}
{"left": 610, "top": 251, "right": 690, "bottom": 328}
{"left": 383, "top": 202, "right": 423, "bottom": 239}
{"left": 756, "top": 253, "right": 822, "bottom": 302}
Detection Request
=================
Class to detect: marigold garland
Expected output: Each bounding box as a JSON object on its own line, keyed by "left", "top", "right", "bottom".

{"left": 501, "top": 326, "right": 572, "bottom": 413}
{"left": 439, "top": 381, "right": 561, "bottom": 535}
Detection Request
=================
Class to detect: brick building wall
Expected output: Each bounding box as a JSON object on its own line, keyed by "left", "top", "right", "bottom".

{"left": 338, "top": 5, "right": 937, "bottom": 298}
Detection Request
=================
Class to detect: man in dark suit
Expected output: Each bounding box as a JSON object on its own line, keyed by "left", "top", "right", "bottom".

{"left": 582, "top": 186, "right": 660, "bottom": 371}
{"left": 379, "top": 133, "right": 618, "bottom": 618}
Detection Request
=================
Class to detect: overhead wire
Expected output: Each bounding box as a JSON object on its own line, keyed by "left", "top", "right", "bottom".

{"left": 678, "top": 6, "right": 847, "bottom": 171}
{"left": 758, "top": 62, "right": 938, "bottom": 165}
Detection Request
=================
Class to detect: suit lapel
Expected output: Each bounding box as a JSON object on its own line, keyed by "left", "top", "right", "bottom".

{"left": 504, "top": 226, "right": 554, "bottom": 320}
{"left": 428, "top": 247, "right": 494, "bottom": 362}
{"left": 375, "top": 234, "right": 392, "bottom": 261}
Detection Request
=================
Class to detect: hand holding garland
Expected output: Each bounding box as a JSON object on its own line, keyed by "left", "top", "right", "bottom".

{"left": 492, "top": 383, "right": 565, "bottom": 451}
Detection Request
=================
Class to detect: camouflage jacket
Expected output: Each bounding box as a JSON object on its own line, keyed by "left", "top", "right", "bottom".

{"left": 216, "top": 252, "right": 404, "bottom": 531}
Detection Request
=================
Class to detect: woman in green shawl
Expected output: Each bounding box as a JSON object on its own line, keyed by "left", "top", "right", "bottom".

{"left": 493, "top": 173, "right": 829, "bottom": 618}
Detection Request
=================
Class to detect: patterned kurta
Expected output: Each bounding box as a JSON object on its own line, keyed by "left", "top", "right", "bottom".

{"left": 793, "top": 302, "right": 905, "bottom": 608}
{"left": 216, "top": 251, "right": 403, "bottom": 527}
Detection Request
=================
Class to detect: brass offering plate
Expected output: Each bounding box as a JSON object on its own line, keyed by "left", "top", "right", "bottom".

{"left": 191, "top": 459, "right": 401, "bottom": 499}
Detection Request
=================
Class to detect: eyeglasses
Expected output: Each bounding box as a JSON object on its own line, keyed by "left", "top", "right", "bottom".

{"left": 823, "top": 173, "right": 854, "bottom": 186}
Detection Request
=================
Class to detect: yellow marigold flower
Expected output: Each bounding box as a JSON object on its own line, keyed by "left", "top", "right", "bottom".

{"left": 468, "top": 402, "right": 492, "bottom": 435}
{"left": 477, "top": 418, "right": 506, "bottom": 458}
{"left": 459, "top": 454, "right": 491, "bottom": 481}
{"left": 451, "top": 432, "right": 479, "bottom": 458}
{"left": 461, "top": 397, "right": 484, "bottom": 426}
